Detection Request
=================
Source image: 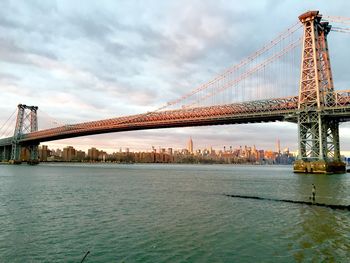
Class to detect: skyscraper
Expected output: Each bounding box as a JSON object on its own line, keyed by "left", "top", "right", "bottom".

{"left": 88, "top": 147, "right": 99, "bottom": 161}
{"left": 187, "top": 137, "right": 193, "bottom": 154}
{"left": 63, "top": 146, "right": 76, "bottom": 161}
{"left": 276, "top": 139, "right": 281, "bottom": 154}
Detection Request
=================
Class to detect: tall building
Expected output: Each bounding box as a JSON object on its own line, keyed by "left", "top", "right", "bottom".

{"left": 52, "top": 148, "right": 62, "bottom": 158}
{"left": 187, "top": 137, "right": 193, "bottom": 154}
{"left": 76, "top": 150, "right": 86, "bottom": 161}
{"left": 39, "top": 145, "right": 49, "bottom": 161}
{"left": 88, "top": 147, "right": 99, "bottom": 161}
{"left": 276, "top": 139, "right": 281, "bottom": 154}
{"left": 98, "top": 151, "right": 107, "bottom": 161}
{"left": 63, "top": 146, "right": 76, "bottom": 162}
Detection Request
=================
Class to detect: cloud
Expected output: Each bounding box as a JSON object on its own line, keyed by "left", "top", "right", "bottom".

{"left": 0, "top": 0, "right": 350, "bottom": 153}
{"left": 0, "top": 38, "right": 31, "bottom": 64}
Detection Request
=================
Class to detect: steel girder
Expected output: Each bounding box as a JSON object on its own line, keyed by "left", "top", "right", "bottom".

{"left": 318, "top": 23, "right": 335, "bottom": 108}
{"left": 28, "top": 144, "right": 39, "bottom": 161}
{"left": 335, "top": 90, "right": 350, "bottom": 106}
{"left": 10, "top": 104, "right": 39, "bottom": 162}
{"left": 0, "top": 93, "right": 347, "bottom": 146}
{"left": 297, "top": 11, "right": 342, "bottom": 162}
{"left": 0, "top": 146, "right": 11, "bottom": 161}
{"left": 298, "top": 11, "right": 334, "bottom": 110}
{"left": 18, "top": 96, "right": 299, "bottom": 143}
{"left": 298, "top": 112, "right": 340, "bottom": 161}
{"left": 1, "top": 146, "right": 4, "bottom": 161}
{"left": 11, "top": 105, "right": 25, "bottom": 161}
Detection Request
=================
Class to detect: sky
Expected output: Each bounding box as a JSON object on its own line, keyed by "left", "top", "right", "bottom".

{"left": 0, "top": 0, "right": 350, "bottom": 154}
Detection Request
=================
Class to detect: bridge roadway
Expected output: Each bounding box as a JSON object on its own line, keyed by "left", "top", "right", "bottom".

{"left": 1, "top": 91, "right": 350, "bottom": 147}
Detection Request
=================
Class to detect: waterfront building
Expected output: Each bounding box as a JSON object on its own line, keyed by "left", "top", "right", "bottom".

{"left": 76, "top": 150, "right": 86, "bottom": 161}
{"left": 39, "top": 145, "right": 49, "bottom": 162}
{"left": 52, "top": 148, "right": 62, "bottom": 158}
{"left": 88, "top": 147, "right": 99, "bottom": 161}
{"left": 98, "top": 151, "right": 107, "bottom": 161}
{"left": 39, "top": 142, "right": 296, "bottom": 165}
{"left": 62, "top": 146, "right": 76, "bottom": 162}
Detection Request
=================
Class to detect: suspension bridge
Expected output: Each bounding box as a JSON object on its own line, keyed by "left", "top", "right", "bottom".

{"left": 1, "top": 11, "right": 350, "bottom": 173}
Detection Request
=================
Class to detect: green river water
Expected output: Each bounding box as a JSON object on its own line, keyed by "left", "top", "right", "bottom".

{"left": 0, "top": 164, "right": 349, "bottom": 262}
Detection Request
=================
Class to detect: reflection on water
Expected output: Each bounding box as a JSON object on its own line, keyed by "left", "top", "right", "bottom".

{"left": 291, "top": 173, "right": 350, "bottom": 262}
{"left": 291, "top": 206, "right": 350, "bottom": 262}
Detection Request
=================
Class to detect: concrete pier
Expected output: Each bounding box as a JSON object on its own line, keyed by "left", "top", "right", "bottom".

{"left": 293, "top": 160, "right": 346, "bottom": 174}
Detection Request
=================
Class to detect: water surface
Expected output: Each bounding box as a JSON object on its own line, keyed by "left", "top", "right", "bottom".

{"left": 0, "top": 164, "right": 349, "bottom": 262}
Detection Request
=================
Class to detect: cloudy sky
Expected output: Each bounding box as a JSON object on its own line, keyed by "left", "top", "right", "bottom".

{"left": 1, "top": 0, "right": 350, "bottom": 154}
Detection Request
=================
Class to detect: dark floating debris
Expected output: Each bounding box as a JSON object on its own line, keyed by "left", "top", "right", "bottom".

{"left": 224, "top": 194, "right": 350, "bottom": 211}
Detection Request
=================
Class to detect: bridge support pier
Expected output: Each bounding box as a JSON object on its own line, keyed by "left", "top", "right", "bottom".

{"left": 293, "top": 11, "right": 346, "bottom": 174}
{"left": 7, "top": 104, "right": 40, "bottom": 165}
{"left": 1, "top": 145, "right": 11, "bottom": 162}
{"left": 10, "top": 143, "right": 22, "bottom": 164}
{"left": 8, "top": 144, "right": 40, "bottom": 165}
{"left": 294, "top": 112, "right": 345, "bottom": 174}
{"left": 294, "top": 160, "right": 345, "bottom": 174}
{"left": 27, "top": 144, "right": 39, "bottom": 165}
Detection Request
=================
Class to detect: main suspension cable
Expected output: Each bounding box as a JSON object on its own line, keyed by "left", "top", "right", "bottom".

{"left": 324, "top": 15, "right": 350, "bottom": 25}
{"left": 187, "top": 38, "right": 302, "bottom": 107}
{"left": 0, "top": 108, "right": 17, "bottom": 133}
{"left": 156, "top": 21, "right": 302, "bottom": 111}
{"left": 0, "top": 108, "right": 17, "bottom": 138}
{"left": 38, "top": 109, "right": 66, "bottom": 127}
{"left": 331, "top": 27, "right": 350, "bottom": 34}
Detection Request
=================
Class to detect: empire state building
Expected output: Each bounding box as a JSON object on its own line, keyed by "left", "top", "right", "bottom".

{"left": 187, "top": 137, "right": 193, "bottom": 154}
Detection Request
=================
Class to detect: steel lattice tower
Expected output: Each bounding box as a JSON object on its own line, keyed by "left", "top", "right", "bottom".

{"left": 294, "top": 11, "right": 345, "bottom": 173}
{"left": 10, "top": 104, "right": 39, "bottom": 164}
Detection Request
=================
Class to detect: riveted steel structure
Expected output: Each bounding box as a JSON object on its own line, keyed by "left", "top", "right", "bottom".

{"left": 9, "top": 104, "right": 39, "bottom": 164}
{"left": 294, "top": 11, "right": 346, "bottom": 173}
{"left": 0, "top": 11, "right": 349, "bottom": 172}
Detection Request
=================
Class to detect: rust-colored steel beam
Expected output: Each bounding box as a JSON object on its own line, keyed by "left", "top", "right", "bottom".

{"left": 16, "top": 93, "right": 350, "bottom": 145}
{"left": 1, "top": 93, "right": 350, "bottom": 148}
{"left": 18, "top": 96, "right": 299, "bottom": 144}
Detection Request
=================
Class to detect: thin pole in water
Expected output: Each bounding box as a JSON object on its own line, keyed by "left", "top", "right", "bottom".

{"left": 80, "top": 251, "right": 90, "bottom": 263}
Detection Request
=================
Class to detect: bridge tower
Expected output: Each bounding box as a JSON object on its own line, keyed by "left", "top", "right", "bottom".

{"left": 10, "top": 104, "right": 39, "bottom": 164}
{"left": 294, "top": 11, "right": 346, "bottom": 173}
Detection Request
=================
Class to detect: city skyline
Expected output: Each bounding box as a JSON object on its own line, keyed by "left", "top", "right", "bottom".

{"left": 34, "top": 137, "right": 296, "bottom": 165}
{"left": 39, "top": 137, "right": 293, "bottom": 155}
{"left": 1, "top": 1, "right": 350, "bottom": 155}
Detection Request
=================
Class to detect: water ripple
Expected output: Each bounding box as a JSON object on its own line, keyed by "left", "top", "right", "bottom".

{"left": 0, "top": 164, "right": 349, "bottom": 262}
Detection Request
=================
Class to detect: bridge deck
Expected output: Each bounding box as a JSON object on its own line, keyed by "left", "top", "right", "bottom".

{"left": 1, "top": 92, "right": 350, "bottom": 146}
{"left": 0, "top": 96, "right": 298, "bottom": 146}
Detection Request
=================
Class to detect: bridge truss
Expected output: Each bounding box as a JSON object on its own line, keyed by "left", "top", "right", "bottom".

{"left": 0, "top": 10, "right": 350, "bottom": 173}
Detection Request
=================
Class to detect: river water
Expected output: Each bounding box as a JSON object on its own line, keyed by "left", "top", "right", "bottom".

{"left": 0, "top": 164, "right": 349, "bottom": 262}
